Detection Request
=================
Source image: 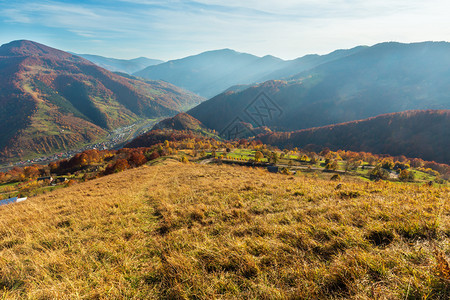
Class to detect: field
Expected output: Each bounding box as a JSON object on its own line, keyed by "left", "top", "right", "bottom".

{"left": 0, "top": 160, "right": 449, "bottom": 299}
{"left": 188, "top": 149, "right": 441, "bottom": 183}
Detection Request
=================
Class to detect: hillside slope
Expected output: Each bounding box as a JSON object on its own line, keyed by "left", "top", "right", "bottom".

{"left": 188, "top": 42, "right": 450, "bottom": 132}
{"left": 0, "top": 40, "right": 203, "bottom": 161}
{"left": 152, "top": 112, "right": 209, "bottom": 132}
{"left": 257, "top": 110, "right": 450, "bottom": 164}
{"left": 0, "top": 161, "right": 448, "bottom": 298}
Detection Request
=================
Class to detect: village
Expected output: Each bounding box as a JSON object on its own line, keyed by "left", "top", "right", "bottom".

{"left": 0, "top": 118, "right": 161, "bottom": 173}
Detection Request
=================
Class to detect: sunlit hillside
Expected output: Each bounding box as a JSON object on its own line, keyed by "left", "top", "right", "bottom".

{"left": 1, "top": 161, "right": 448, "bottom": 299}
{"left": 0, "top": 40, "right": 203, "bottom": 162}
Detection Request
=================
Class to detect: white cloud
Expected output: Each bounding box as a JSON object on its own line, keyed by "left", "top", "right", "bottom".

{"left": 2, "top": 8, "right": 32, "bottom": 23}
{"left": 69, "top": 30, "right": 96, "bottom": 38}
{"left": 0, "top": 0, "right": 449, "bottom": 59}
{"left": 0, "top": 1, "right": 143, "bottom": 35}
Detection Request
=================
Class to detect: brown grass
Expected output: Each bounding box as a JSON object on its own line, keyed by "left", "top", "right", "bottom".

{"left": 0, "top": 160, "right": 449, "bottom": 299}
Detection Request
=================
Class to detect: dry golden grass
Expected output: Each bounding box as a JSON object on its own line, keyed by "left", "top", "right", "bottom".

{"left": 0, "top": 160, "right": 449, "bottom": 299}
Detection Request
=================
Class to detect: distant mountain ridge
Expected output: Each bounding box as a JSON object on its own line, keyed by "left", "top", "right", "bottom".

{"left": 134, "top": 47, "right": 365, "bottom": 97}
{"left": 188, "top": 41, "right": 450, "bottom": 133}
{"left": 74, "top": 53, "right": 163, "bottom": 74}
{"left": 135, "top": 49, "right": 264, "bottom": 97}
{"left": 0, "top": 40, "right": 203, "bottom": 161}
{"left": 258, "top": 46, "right": 367, "bottom": 82}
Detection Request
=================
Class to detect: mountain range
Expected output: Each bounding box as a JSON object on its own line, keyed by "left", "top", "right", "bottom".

{"left": 1, "top": 40, "right": 449, "bottom": 165}
{"left": 134, "top": 47, "right": 365, "bottom": 98}
{"left": 74, "top": 53, "right": 163, "bottom": 74}
{"left": 0, "top": 40, "right": 203, "bottom": 161}
{"left": 188, "top": 42, "right": 450, "bottom": 134}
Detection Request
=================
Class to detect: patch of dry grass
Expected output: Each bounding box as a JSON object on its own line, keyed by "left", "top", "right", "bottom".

{"left": 0, "top": 160, "right": 449, "bottom": 299}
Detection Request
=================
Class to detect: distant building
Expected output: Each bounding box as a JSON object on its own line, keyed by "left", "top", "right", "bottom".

{"left": 267, "top": 166, "right": 279, "bottom": 173}
{"left": 0, "top": 197, "right": 27, "bottom": 206}
{"left": 0, "top": 197, "right": 17, "bottom": 206}
{"left": 54, "top": 177, "right": 68, "bottom": 184}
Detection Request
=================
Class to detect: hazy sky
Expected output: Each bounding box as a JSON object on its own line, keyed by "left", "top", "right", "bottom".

{"left": 1, "top": 0, "right": 449, "bottom": 60}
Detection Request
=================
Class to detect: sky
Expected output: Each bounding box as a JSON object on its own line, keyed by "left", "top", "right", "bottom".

{"left": 0, "top": 0, "right": 449, "bottom": 61}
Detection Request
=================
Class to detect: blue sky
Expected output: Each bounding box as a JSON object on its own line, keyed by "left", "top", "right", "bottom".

{"left": 1, "top": 0, "right": 449, "bottom": 61}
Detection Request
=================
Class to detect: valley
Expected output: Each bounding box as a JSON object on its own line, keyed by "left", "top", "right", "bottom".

{"left": 0, "top": 118, "right": 162, "bottom": 171}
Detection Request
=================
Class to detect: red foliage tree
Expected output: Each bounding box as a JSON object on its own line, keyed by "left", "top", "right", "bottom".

{"left": 104, "top": 159, "right": 130, "bottom": 175}
{"left": 128, "top": 151, "right": 147, "bottom": 167}
{"left": 23, "top": 165, "right": 41, "bottom": 179}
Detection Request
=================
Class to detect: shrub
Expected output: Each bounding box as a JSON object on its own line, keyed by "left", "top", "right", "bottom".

{"left": 370, "top": 165, "right": 389, "bottom": 180}
{"left": 254, "top": 151, "right": 264, "bottom": 162}
{"left": 66, "top": 179, "right": 77, "bottom": 187}
{"left": 325, "top": 160, "right": 338, "bottom": 170}
{"left": 281, "top": 168, "right": 292, "bottom": 175}
{"left": 344, "top": 160, "right": 360, "bottom": 171}
{"left": 381, "top": 159, "right": 395, "bottom": 170}
{"left": 330, "top": 174, "right": 341, "bottom": 181}
{"left": 434, "top": 248, "right": 450, "bottom": 281}
{"left": 146, "top": 151, "right": 160, "bottom": 161}
{"left": 339, "top": 190, "right": 361, "bottom": 199}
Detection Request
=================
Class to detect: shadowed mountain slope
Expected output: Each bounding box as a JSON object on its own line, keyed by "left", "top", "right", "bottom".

{"left": 189, "top": 42, "right": 450, "bottom": 133}
{"left": 257, "top": 110, "right": 450, "bottom": 164}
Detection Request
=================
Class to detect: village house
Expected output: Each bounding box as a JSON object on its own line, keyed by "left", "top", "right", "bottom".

{"left": 54, "top": 177, "right": 68, "bottom": 184}
{"left": 267, "top": 166, "right": 279, "bottom": 173}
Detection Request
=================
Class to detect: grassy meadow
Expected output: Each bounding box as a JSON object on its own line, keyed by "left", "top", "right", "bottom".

{"left": 0, "top": 160, "right": 449, "bottom": 299}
